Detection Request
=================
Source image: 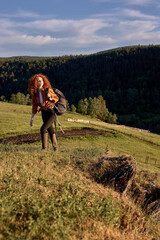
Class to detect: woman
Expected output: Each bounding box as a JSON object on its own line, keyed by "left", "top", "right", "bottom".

{"left": 28, "top": 74, "right": 59, "bottom": 151}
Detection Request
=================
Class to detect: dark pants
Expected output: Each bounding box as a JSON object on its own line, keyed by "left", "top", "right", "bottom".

{"left": 40, "top": 109, "right": 56, "bottom": 148}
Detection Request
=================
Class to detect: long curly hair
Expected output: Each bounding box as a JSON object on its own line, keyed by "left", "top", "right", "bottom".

{"left": 28, "top": 74, "right": 52, "bottom": 95}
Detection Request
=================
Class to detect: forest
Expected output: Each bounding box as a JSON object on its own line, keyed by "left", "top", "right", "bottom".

{"left": 0, "top": 45, "right": 160, "bottom": 133}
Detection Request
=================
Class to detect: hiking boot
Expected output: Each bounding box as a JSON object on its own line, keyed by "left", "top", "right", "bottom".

{"left": 53, "top": 147, "right": 58, "bottom": 152}
{"left": 42, "top": 131, "right": 48, "bottom": 150}
{"left": 51, "top": 133, "right": 58, "bottom": 151}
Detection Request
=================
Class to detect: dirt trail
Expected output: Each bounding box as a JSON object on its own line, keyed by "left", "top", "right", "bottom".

{"left": 0, "top": 128, "right": 110, "bottom": 145}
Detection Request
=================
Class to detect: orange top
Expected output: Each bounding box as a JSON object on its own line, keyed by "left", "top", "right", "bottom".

{"left": 32, "top": 88, "right": 59, "bottom": 114}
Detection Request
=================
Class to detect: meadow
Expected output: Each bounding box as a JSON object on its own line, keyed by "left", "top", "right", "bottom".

{"left": 0, "top": 102, "right": 160, "bottom": 239}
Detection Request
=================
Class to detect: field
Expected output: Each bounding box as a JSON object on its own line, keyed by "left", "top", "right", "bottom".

{"left": 0, "top": 102, "right": 160, "bottom": 239}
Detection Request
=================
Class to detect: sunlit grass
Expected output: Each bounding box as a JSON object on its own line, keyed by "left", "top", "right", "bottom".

{"left": 0, "top": 140, "right": 159, "bottom": 239}
{"left": 0, "top": 102, "right": 160, "bottom": 172}
{"left": 0, "top": 102, "right": 160, "bottom": 238}
{"left": 0, "top": 143, "right": 121, "bottom": 239}
{"left": 0, "top": 102, "right": 100, "bottom": 137}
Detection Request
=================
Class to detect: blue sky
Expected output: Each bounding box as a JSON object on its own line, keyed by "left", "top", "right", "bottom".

{"left": 0, "top": 0, "right": 160, "bottom": 57}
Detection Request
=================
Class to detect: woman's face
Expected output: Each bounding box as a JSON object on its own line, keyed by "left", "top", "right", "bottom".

{"left": 37, "top": 77, "right": 44, "bottom": 89}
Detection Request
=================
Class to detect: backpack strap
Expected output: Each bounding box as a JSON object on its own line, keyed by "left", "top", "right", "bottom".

{"left": 46, "top": 88, "right": 65, "bottom": 135}
{"left": 46, "top": 88, "right": 55, "bottom": 111}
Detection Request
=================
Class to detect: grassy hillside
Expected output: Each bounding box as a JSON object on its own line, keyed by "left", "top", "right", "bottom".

{"left": 0, "top": 102, "right": 97, "bottom": 137}
{"left": 0, "top": 102, "right": 160, "bottom": 239}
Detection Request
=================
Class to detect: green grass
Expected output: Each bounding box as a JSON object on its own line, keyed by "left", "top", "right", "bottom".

{"left": 0, "top": 142, "right": 159, "bottom": 239}
{"left": 90, "top": 120, "right": 160, "bottom": 147}
{"left": 0, "top": 102, "right": 97, "bottom": 137}
{"left": 1, "top": 101, "right": 159, "bottom": 145}
{"left": 0, "top": 102, "right": 160, "bottom": 239}
{"left": 0, "top": 101, "right": 160, "bottom": 172}
{"left": 0, "top": 143, "right": 121, "bottom": 239}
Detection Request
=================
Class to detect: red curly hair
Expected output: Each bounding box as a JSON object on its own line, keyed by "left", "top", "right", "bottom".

{"left": 28, "top": 74, "right": 52, "bottom": 94}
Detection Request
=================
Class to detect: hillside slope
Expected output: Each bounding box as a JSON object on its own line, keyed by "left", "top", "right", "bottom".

{"left": 0, "top": 102, "right": 160, "bottom": 239}
{"left": 0, "top": 135, "right": 160, "bottom": 239}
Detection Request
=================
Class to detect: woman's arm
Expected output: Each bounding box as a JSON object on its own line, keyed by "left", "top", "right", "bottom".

{"left": 32, "top": 95, "right": 38, "bottom": 114}
{"left": 30, "top": 95, "right": 37, "bottom": 126}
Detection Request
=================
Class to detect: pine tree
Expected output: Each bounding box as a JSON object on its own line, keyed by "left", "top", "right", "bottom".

{"left": 71, "top": 104, "right": 76, "bottom": 112}
{"left": 10, "top": 94, "right": 16, "bottom": 103}
{"left": 87, "top": 97, "right": 100, "bottom": 118}
{"left": 0, "top": 95, "right": 6, "bottom": 102}
{"left": 77, "top": 99, "right": 85, "bottom": 114}
{"left": 97, "top": 95, "right": 109, "bottom": 120}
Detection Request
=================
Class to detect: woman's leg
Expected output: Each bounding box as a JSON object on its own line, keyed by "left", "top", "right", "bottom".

{"left": 41, "top": 110, "right": 56, "bottom": 150}
{"left": 48, "top": 125, "right": 58, "bottom": 151}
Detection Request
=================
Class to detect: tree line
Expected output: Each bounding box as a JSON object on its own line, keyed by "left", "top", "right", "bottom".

{"left": 70, "top": 95, "right": 117, "bottom": 123}
{"left": 76, "top": 96, "right": 117, "bottom": 123}
{"left": 0, "top": 45, "right": 160, "bottom": 132}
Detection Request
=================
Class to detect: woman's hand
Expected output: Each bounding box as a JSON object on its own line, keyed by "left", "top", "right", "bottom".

{"left": 30, "top": 114, "right": 34, "bottom": 127}
{"left": 47, "top": 93, "right": 52, "bottom": 101}
{"left": 30, "top": 118, "right": 33, "bottom": 126}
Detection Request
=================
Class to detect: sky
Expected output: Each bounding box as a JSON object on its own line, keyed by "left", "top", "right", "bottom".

{"left": 0, "top": 0, "right": 160, "bottom": 57}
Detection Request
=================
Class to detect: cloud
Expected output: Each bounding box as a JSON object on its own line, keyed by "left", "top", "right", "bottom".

{"left": 90, "top": 8, "right": 160, "bottom": 47}
{"left": 22, "top": 18, "right": 108, "bottom": 34}
{"left": 117, "top": 20, "right": 158, "bottom": 40}
{"left": 125, "top": 0, "right": 154, "bottom": 5}
{"left": 3, "top": 17, "right": 115, "bottom": 46}
{"left": 94, "top": 0, "right": 157, "bottom": 6}
{"left": 0, "top": 34, "right": 61, "bottom": 45}
{"left": 122, "top": 9, "right": 158, "bottom": 20}
{"left": 92, "top": 8, "right": 159, "bottom": 21}
{"left": 0, "top": 8, "right": 160, "bottom": 57}
{"left": 0, "top": 10, "right": 40, "bottom": 19}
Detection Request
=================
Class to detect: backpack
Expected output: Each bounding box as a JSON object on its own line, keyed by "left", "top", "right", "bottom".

{"left": 46, "top": 88, "right": 67, "bottom": 115}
